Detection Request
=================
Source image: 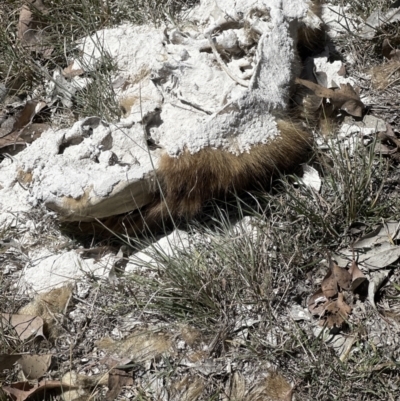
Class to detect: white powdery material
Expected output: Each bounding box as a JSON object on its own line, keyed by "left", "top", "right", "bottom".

{"left": 18, "top": 120, "right": 155, "bottom": 205}
{"left": 155, "top": 0, "right": 309, "bottom": 155}
{"left": 74, "top": 0, "right": 310, "bottom": 156}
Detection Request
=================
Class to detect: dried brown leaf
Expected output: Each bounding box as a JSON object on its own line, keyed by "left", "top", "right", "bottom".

{"left": 295, "top": 78, "right": 364, "bottom": 117}
{"left": 0, "top": 131, "right": 26, "bottom": 151}
{"left": 18, "top": 354, "right": 52, "bottom": 380}
{"left": 0, "top": 123, "right": 48, "bottom": 154}
{"left": 308, "top": 288, "right": 328, "bottom": 316}
{"left": 2, "top": 379, "right": 72, "bottom": 401}
{"left": 349, "top": 260, "right": 367, "bottom": 291}
{"left": 1, "top": 313, "right": 44, "bottom": 341}
{"left": 63, "top": 62, "right": 84, "bottom": 79}
{"left": 324, "top": 293, "right": 351, "bottom": 328}
{"left": 18, "top": 1, "right": 52, "bottom": 55}
{"left": 106, "top": 369, "right": 134, "bottom": 401}
{"left": 12, "top": 101, "right": 47, "bottom": 132}
{"left": 332, "top": 263, "right": 351, "bottom": 291}
{"left": 321, "top": 269, "right": 338, "bottom": 298}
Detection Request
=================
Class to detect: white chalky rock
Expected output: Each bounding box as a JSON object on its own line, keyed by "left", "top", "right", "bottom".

{"left": 20, "top": 250, "right": 111, "bottom": 294}
{"left": 0, "top": 0, "right": 315, "bottom": 222}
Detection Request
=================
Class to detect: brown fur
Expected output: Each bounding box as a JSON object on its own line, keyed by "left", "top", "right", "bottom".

{"left": 147, "top": 120, "right": 312, "bottom": 223}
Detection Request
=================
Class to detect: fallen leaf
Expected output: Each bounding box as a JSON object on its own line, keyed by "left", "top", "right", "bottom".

{"left": 2, "top": 379, "right": 73, "bottom": 401}
{"left": 0, "top": 123, "right": 48, "bottom": 155}
{"left": 12, "top": 100, "right": 47, "bottom": 132}
{"left": 360, "top": 243, "right": 400, "bottom": 270}
{"left": 18, "top": 1, "right": 52, "bottom": 56}
{"left": 295, "top": 78, "right": 365, "bottom": 117}
{"left": 338, "top": 241, "right": 400, "bottom": 271}
{"left": 332, "top": 263, "right": 351, "bottom": 291}
{"left": 324, "top": 292, "right": 351, "bottom": 328}
{"left": 359, "top": 7, "right": 400, "bottom": 39}
{"left": 106, "top": 369, "right": 134, "bottom": 400}
{"left": 18, "top": 286, "right": 73, "bottom": 339}
{"left": 321, "top": 269, "right": 338, "bottom": 298}
{"left": 62, "top": 62, "right": 85, "bottom": 79}
{"left": 308, "top": 288, "right": 328, "bottom": 316}
{"left": 18, "top": 354, "right": 52, "bottom": 380}
{"left": 1, "top": 313, "right": 44, "bottom": 341}
{"left": 354, "top": 222, "right": 400, "bottom": 249}
{"left": 349, "top": 260, "right": 367, "bottom": 291}
{"left": 0, "top": 100, "right": 48, "bottom": 154}
{"left": 368, "top": 270, "right": 390, "bottom": 309}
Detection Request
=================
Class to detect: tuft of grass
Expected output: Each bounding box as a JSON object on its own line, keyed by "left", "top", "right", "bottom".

{"left": 280, "top": 136, "right": 395, "bottom": 247}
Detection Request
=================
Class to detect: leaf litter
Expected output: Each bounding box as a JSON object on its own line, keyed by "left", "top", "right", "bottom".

{"left": 308, "top": 255, "right": 367, "bottom": 329}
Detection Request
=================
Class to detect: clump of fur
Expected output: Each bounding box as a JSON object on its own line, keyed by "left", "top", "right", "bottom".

{"left": 147, "top": 119, "right": 312, "bottom": 222}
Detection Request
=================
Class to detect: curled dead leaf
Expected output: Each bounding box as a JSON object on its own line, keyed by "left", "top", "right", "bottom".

{"left": 349, "top": 260, "right": 367, "bottom": 291}
{"left": 295, "top": 78, "right": 364, "bottom": 117}
{"left": 368, "top": 270, "right": 390, "bottom": 309}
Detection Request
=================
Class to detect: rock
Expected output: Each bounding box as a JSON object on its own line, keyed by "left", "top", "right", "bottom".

{"left": 126, "top": 230, "right": 190, "bottom": 272}
{"left": 20, "top": 250, "right": 111, "bottom": 294}
{"left": 0, "top": 0, "right": 314, "bottom": 223}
